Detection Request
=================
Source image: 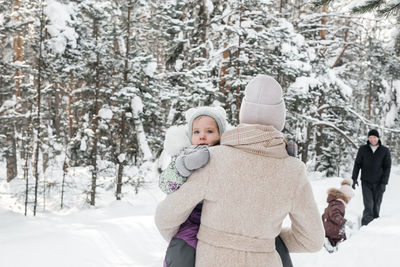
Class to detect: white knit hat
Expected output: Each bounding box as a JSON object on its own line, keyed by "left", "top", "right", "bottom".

{"left": 239, "top": 75, "right": 286, "bottom": 131}
{"left": 185, "top": 106, "right": 227, "bottom": 137}
{"left": 340, "top": 179, "right": 355, "bottom": 199}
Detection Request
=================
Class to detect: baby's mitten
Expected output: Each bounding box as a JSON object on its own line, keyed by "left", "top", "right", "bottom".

{"left": 175, "top": 145, "right": 210, "bottom": 177}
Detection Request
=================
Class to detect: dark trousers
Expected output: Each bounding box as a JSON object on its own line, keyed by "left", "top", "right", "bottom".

{"left": 276, "top": 235, "right": 293, "bottom": 267}
{"left": 164, "top": 236, "right": 293, "bottom": 267}
{"left": 361, "top": 181, "right": 385, "bottom": 226}
{"left": 164, "top": 238, "right": 195, "bottom": 267}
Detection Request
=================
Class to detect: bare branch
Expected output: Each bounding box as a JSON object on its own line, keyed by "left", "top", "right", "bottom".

{"left": 311, "top": 121, "right": 358, "bottom": 148}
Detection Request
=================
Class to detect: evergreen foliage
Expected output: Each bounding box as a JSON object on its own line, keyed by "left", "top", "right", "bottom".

{"left": 1, "top": 0, "right": 400, "bottom": 210}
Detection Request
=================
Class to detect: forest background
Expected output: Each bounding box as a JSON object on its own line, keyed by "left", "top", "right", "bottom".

{"left": 0, "top": 0, "right": 399, "bottom": 213}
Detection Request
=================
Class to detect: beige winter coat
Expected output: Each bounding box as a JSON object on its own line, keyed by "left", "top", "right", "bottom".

{"left": 155, "top": 124, "right": 324, "bottom": 267}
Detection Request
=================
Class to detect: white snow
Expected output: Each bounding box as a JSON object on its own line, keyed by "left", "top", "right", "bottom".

{"left": 117, "top": 153, "right": 126, "bottom": 163}
{"left": 387, "top": 0, "right": 400, "bottom": 7}
{"left": 44, "top": 0, "right": 77, "bottom": 54}
{"left": 131, "top": 97, "right": 153, "bottom": 161}
{"left": 205, "top": 0, "right": 214, "bottom": 15}
{"left": 174, "top": 59, "right": 183, "bottom": 71}
{"left": 394, "top": 80, "right": 400, "bottom": 106}
{"left": 384, "top": 104, "right": 397, "bottom": 127}
{"left": 327, "top": 69, "right": 353, "bottom": 97}
{"left": 131, "top": 96, "right": 144, "bottom": 116}
{"left": 0, "top": 98, "right": 16, "bottom": 114}
{"left": 98, "top": 107, "right": 113, "bottom": 122}
{"left": 1, "top": 162, "right": 399, "bottom": 267}
{"left": 144, "top": 61, "right": 158, "bottom": 77}
{"left": 80, "top": 136, "right": 87, "bottom": 151}
{"left": 289, "top": 75, "right": 321, "bottom": 94}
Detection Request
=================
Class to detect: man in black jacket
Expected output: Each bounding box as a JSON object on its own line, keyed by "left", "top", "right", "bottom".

{"left": 352, "top": 129, "right": 391, "bottom": 226}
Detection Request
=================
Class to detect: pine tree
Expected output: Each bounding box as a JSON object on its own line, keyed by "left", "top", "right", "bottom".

{"left": 210, "top": 0, "right": 312, "bottom": 123}
{"left": 74, "top": 0, "right": 115, "bottom": 206}
{"left": 286, "top": 2, "right": 363, "bottom": 174}
{"left": 313, "top": 0, "right": 398, "bottom": 15}
{"left": 154, "top": 0, "right": 220, "bottom": 126}
{"left": 0, "top": 0, "right": 19, "bottom": 182}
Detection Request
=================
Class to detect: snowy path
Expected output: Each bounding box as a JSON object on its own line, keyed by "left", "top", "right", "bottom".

{"left": 0, "top": 185, "right": 166, "bottom": 267}
{"left": 0, "top": 167, "right": 399, "bottom": 267}
{"left": 292, "top": 166, "right": 400, "bottom": 267}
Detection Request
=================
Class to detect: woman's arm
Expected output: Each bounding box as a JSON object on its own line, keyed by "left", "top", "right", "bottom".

{"left": 155, "top": 166, "right": 210, "bottom": 241}
{"left": 280, "top": 167, "right": 325, "bottom": 252}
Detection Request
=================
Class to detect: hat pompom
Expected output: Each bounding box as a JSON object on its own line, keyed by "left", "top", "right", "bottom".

{"left": 340, "top": 179, "right": 355, "bottom": 199}
{"left": 163, "top": 125, "right": 191, "bottom": 156}
{"left": 341, "top": 178, "right": 352, "bottom": 187}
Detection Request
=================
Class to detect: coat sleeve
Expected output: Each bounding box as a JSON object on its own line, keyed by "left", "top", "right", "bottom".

{"left": 154, "top": 165, "right": 210, "bottom": 242}
{"left": 381, "top": 147, "right": 391, "bottom": 185}
{"left": 280, "top": 167, "right": 325, "bottom": 252}
{"left": 158, "top": 160, "right": 188, "bottom": 194}
{"left": 351, "top": 146, "right": 363, "bottom": 182}
{"left": 327, "top": 203, "right": 346, "bottom": 226}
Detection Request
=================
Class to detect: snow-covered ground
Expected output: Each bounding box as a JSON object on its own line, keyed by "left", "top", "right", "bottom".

{"left": 0, "top": 165, "right": 399, "bottom": 267}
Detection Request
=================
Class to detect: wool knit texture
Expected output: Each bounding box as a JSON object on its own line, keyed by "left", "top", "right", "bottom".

{"left": 155, "top": 125, "right": 324, "bottom": 267}
{"left": 222, "top": 124, "right": 287, "bottom": 158}
{"left": 239, "top": 75, "right": 286, "bottom": 131}
{"left": 186, "top": 106, "right": 227, "bottom": 137}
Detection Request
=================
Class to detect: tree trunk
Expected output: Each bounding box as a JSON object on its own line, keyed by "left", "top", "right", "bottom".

{"left": 68, "top": 72, "right": 74, "bottom": 139}
{"left": 12, "top": 0, "right": 23, "bottom": 97}
{"left": 23, "top": 106, "right": 33, "bottom": 216}
{"left": 396, "top": 18, "right": 400, "bottom": 56}
{"left": 332, "top": 21, "right": 350, "bottom": 68}
{"left": 132, "top": 107, "right": 153, "bottom": 161}
{"left": 368, "top": 81, "right": 372, "bottom": 120}
{"left": 24, "top": 142, "right": 29, "bottom": 216}
{"left": 314, "top": 125, "right": 324, "bottom": 171}
{"left": 234, "top": 3, "right": 243, "bottom": 121}
{"left": 219, "top": 12, "right": 231, "bottom": 97}
{"left": 54, "top": 85, "right": 61, "bottom": 137}
{"left": 116, "top": 112, "right": 126, "bottom": 200}
{"left": 280, "top": 0, "right": 285, "bottom": 16}
{"left": 219, "top": 43, "right": 231, "bottom": 95}
{"left": 314, "top": 97, "right": 325, "bottom": 171}
{"left": 33, "top": 2, "right": 45, "bottom": 216}
{"left": 301, "top": 122, "right": 312, "bottom": 163}
{"left": 90, "top": 19, "right": 100, "bottom": 206}
{"left": 201, "top": 0, "right": 208, "bottom": 58}
{"left": 320, "top": 4, "right": 328, "bottom": 40}
{"left": 61, "top": 158, "right": 67, "bottom": 208}
{"left": 123, "top": 1, "right": 131, "bottom": 82}
{"left": 6, "top": 124, "right": 17, "bottom": 182}
{"left": 90, "top": 132, "right": 98, "bottom": 206}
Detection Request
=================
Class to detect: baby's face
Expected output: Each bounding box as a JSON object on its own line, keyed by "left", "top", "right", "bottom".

{"left": 191, "top": 116, "right": 220, "bottom": 146}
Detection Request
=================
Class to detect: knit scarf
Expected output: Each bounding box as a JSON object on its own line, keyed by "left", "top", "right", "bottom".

{"left": 221, "top": 124, "right": 288, "bottom": 158}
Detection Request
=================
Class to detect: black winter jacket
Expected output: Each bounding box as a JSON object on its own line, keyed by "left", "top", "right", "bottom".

{"left": 352, "top": 140, "right": 391, "bottom": 185}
